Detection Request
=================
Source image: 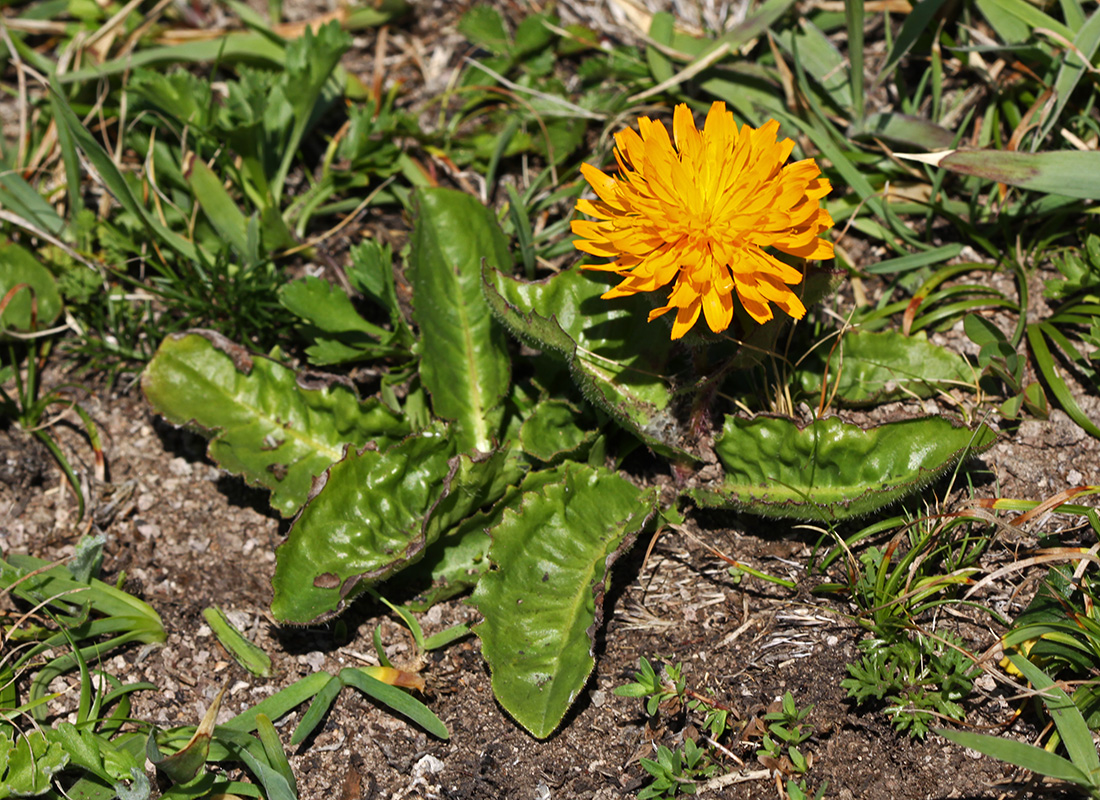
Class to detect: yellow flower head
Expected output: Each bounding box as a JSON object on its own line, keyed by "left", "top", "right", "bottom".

{"left": 572, "top": 102, "right": 834, "bottom": 340}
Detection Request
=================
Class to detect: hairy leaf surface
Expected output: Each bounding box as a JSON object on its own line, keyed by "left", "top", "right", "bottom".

{"left": 483, "top": 265, "right": 690, "bottom": 460}
{"left": 472, "top": 463, "right": 658, "bottom": 738}
{"left": 689, "top": 415, "right": 997, "bottom": 520}
{"left": 142, "top": 330, "right": 408, "bottom": 516}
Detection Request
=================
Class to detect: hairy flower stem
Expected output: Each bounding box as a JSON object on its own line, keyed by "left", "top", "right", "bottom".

{"left": 689, "top": 347, "right": 716, "bottom": 445}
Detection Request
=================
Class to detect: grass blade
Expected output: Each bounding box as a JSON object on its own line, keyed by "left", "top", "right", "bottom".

{"left": 846, "top": 0, "right": 865, "bottom": 122}
{"left": 339, "top": 667, "right": 448, "bottom": 739}
{"left": 1027, "top": 322, "right": 1100, "bottom": 438}
{"left": 939, "top": 728, "right": 1093, "bottom": 787}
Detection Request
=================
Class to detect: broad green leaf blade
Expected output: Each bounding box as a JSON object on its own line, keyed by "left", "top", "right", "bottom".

{"left": 410, "top": 188, "right": 512, "bottom": 453}
{"left": 339, "top": 668, "right": 449, "bottom": 739}
{"left": 645, "top": 13, "right": 676, "bottom": 84}
{"left": 142, "top": 330, "right": 409, "bottom": 516}
{"left": 938, "top": 728, "right": 1092, "bottom": 787}
{"left": 277, "top": 276, "right": 399, "bottom": 365}
{"left": 797, "top": 330, "right": 978, "bottom": 406}
{"left": 483, "top": 264, "right": 693, "bottom": 461}
{"left": 457, "top": 6, "right": 511, "bottom": 55}
{"left": 270, "top": 429, "right": 521, "bottom": 624}
{"left": 402, "top": 466, "right": 561, "bottom": 612}
{"left": 279, "top": 277, "right": 387, "bottom": 337}
{"left": 5, "top": 731, "right": 69, "bottom": 795}
{"left": 518, "top": 399, "right": 596, "bottom": 463}
{"left": 898, "top": 149, "right": 1100, "bottom": 200}
{"left": 270, "top": 426, "right": 451, "bottom": 624}
{"left": 472, "top": 463, "right": 658, "bottom": 738}
{"left": 0, "top": 240, "right": 62, "bottom": 335}
{"left": 689, "top": 416, "right": 997, "bottom": 520}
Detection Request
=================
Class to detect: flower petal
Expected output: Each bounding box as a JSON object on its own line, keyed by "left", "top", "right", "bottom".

{"left": 572, "top": 102, "right": 834, "bottom": 339}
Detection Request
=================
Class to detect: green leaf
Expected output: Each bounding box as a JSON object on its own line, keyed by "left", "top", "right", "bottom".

{"left": 220, "top": 672, "right": 334, "bottom": 735}
{"left": 774, "top": 20, "right": 852, "bottom": 111}
{"left": 147, "top": 686, "right": 224, "bottom": 784}
{"left": 142, "top": 330, "right": 409, "bottom": 516}
{"left": 1028, "top": 322, "right": 1100, "bottom": 438}
{"left": 410, "top": 188, "right": 512, "bottom": 453}
{"left": 271, "top": 428, "right": 521, "bottom": 624}
{"left": 270, "top": 21, "right": 351, "bottom": 203}
{"left": 483, "top": 264, "right": 693, "bottom": 461}
{"left": 4, "top": 730, "right": 68, "bottom": 795}
{"left": 518, "top": 399, "right": 596, "bottom": 463}
{"left": 270, "top": 426, "right": 450, "bottom": 624}
{"left": 878, "top": 0, "right": 950, "bottom": 81}
{"left": 289, "top": 674, "right": 342, "bottom": 745}
{"left": 849, "top": 113, "right": 956, "bottom": 151}
{"left": 975, "top": 0, "right": 1074, "bottom": 43}
{"left": 250, "top": 715, "right": 297, "bottom": 798}
{"left": 0, "top": 240, "right": 63, "bottom": 335}
{"left": 898, "top": 149, "right": 1100, "bottom": 200}
{"left": 185, "top": 157, "right": 253, "bottom": 265}
{"left": 0, "top": 156, "right": 65, "bottom": 237}
{"left": 338, "top": 668, "right": 448, "bottom": 739}
{"left": 938, "top": 728, "right": 1093, "bottom": 787}
{"left": 347, "top": 240, "right": 412, "bottom": 341}
{"left": 129, "top": 70, "right": 213, "bottom": 129}
{"left": 458, "top": 6, "right": 511, "bottom": 55}
{"left": 514, "top": 13, "right": 555, "bottom": 57}
{"left": 1, "top": 552, "right": 165, "bottom": 646}
{"left": 202, "top": 607, "right": 274, "bottom": 678}
{"left": 48, "top": 84, "right": 198, "bottom": 264}
{"left": 797, "top": 330, "right": 977, "bottom": 406}
{"left": 1005, "top": 653, "right": 1100, "bottom": 776}
{"left": 402, "top": 466, "right": 562, "bottom": 611}
{"left": 278, "top": 276, "right": 400, "bottom": 365}
{"left": 472, "top": 463, "right": 658, "bottom": 738}
{"left": 689, "top": 415, "right": 997, "bottom": 520}
{"left": 1037, "top": 8, "right": 1100, "bottom": 145}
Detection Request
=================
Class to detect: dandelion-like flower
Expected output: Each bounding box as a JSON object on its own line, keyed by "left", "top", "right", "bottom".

{"left": 572, "top": 102, "right": 834, "bottom": 340}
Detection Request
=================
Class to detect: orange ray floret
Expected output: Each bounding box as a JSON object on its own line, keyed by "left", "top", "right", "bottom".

{"left": 572, "top": 102, "right": 835, "bottom": 340}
